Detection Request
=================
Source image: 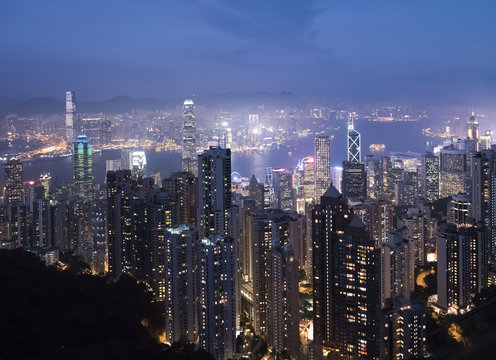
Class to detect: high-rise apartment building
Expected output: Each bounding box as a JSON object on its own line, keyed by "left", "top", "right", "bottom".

{"left": 312, "top": 185, "right": 381, "bottom": 358}
{"left": 182, "top": 99, "right": 197, "bottom": 176}
{"left": 198, "top": 146, "right": 232, "bottom": 238}
{"left": 439, "top": 147, "right": 467, "bottom": 198}
{"left": 198, "top": 236, "right": 236, "bottom": 360}
{"left": 314, "top": 136, "right": 331, "bottom": 201}
{"left": 164, "top": 225, "right": 198, "bottom": 344}
{"left": 437, "top": 224, "right": 489, "bottom": 310}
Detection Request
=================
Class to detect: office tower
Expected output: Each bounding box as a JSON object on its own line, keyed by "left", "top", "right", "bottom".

{"left": 105, "top": 159, "right": 122, "bottom": 173}
{"left": 65, "top": 91, "right": 76, "bottom": 143}
{"left": 480, "top": 130, "right": 492, "bottom": 150}
{"left": 273, "top": 168, "right": 295, "bottom": 212}
{"left": 301, "top": 156, "right": 316, "bottom": 204}
{"left": 341, "top": 161, "right": 366, "bottom": 203}
{"left": 182, "top": 99, "right": 197, "bottom": 176}
{"left": 357, "top": 200, "right": 394, "bottom": 246}
{"left": 164, "top": 225, "right": 198, "bottom": 344}
{"left": 101, "top": 119, "right": 112, "bottom": 146}
{"left": 39, "top": 173, "right": 51, "bottom": 198}
{"left": 80, "top": 115, "right": 103, "bottom": 147}
{"left": 198, "top": 146, "right": 232, "bottom": 238}
{"left": 314, "top": 136, "right": 331, "bottom": 201}
{"left": 4, "top": 158, "right": 23, "bottom": 207}
{"left": 347, "top": 114, "right": 361, "bottom": 162}
{"left": 73, "top": 135, "right": 93, "bottom": 200}
{"left": 249, "top": 175, "right": 265, "bottom": 211}
{"left": 420, "top": 152, "right": 439, "bottom": 202}
{"left": 467, "top": 112, "right": 479, "bottom": 140}
{"left": 265, "top": 167, "right": 276, "bottom": 208}
{"left": 198, "top": 236, "right": 235, "bottom": 360}
{"left": 268, "top": 243, "right": 299, "bottom": 358}
{"left": 437, "top": 224, "right": 489, "bottom": 310}
{"left": 447, "top": 193, "right": 471, "bottom": 226}
{"left": 162, "top": 172, "right": 198, "bottom": 226}
{"left": 332, "top": 166, "right": 343, "bottom": 193}
{"left": 439, "top": 146, "right": 467, "bottom": 198}
{"left": 365, "top": 155, "right": 379, "bottom": 200}
{"left": 129, "top": 150, "right": 147, "bottom": 178}
{"left": 312, "top": 186, "right": 381, "bottom": 358}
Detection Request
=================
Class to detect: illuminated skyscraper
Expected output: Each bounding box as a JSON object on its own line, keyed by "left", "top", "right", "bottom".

{"left": 39, "top": 173, "right": 51, "bottom": 198}
{"left": 4, "top": 158, "right": 23, "bottom": 207}
{"left": 448, "top": 193, "right": 471, "bottom": 226}
{"left": 198, "top": 146, "right": 232, "bottom": 238}
{"left": 342, "top": 161, "right": 366, "bottom": 203}
{"left": 347, "top": 114, "right": 361, "bottom": 163}
{"left": 439, "top": 146, "right": 467, "bottom": 198}
{"left": 198, "top": 236, "right": 236, "bottom": 360}
{"left": 467, "top": 112, "right": 479, "bottom": 141}
{"left": 312, "top": 186, "right": 381, "bottom": 358}
{"left": 73, "top": 135, "right": 93, "bottom": 199}
{"left": 420, "top": 152, "right": 439, "bottom": 202}
{"left": 437, "top": 224, "right": 489, "bottom": 310}
{"left": 314, "top": 136, "right": 331, "bottom": 201}
{"left": 65, "top": 91, "right": 76, "bottom": 143}
{"left": 164, "top": 225, "right": 198, "bottom": 344}
{"left": 182, "top": 99, "right": 197, "bottom": 176}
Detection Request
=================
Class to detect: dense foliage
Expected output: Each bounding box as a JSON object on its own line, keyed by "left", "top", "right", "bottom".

{"left": 0, "top": 249, "right": 214, "bottom": 360}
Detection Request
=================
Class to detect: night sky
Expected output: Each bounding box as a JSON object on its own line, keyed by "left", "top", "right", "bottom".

{"left": 1, "top": 0, "right": 495, "bottom": 104}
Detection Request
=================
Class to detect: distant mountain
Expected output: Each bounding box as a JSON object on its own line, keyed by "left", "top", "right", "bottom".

{"left": 0, "top": 91, "right": 304, "bottom": 117}
{"left": 0, "top": 97, "right": 16, "bottom": 109}
{"left": 0, "top": 97, "right": 63, "bottom": 117}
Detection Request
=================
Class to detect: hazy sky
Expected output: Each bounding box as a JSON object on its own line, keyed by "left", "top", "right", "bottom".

{"left": 1, "top": 0, "right": 495, "bottom": 103}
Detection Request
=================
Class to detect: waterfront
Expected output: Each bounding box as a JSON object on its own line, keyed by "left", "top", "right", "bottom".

{"left": 0, "top": 118, "right": 438, "bottom": 188}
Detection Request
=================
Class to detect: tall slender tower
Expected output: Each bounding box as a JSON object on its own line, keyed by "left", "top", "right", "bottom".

{"left": 65, "top": 91, "right": 76, "bottom": 143}
{"left": 197, "top": 146, "right": 232, "bottom": 238}
{"left": 314, "top": 136, "right": 331, "bottom": 201}
{"left": 182, "top": 99, "right": 197, "bottom": 176}
{"left": 347, "top": 113, "right": 361, "bottom": 163}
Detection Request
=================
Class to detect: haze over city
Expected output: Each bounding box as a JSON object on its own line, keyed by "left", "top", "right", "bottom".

{"left": 2, "top": 1, "right": 496, "bottom": 360}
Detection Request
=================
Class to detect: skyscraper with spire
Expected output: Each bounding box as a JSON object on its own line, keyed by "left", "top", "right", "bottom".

{"left": 347, "top": 113, "right": 361, "bottom": 163}
{"left": 467, "top": 112, "right": 479, "bottom": 140}
{"left": 182, "top": 99, "right": 197, "bottom": 176}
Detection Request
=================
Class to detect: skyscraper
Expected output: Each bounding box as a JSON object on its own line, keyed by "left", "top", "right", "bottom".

{"left": 182, "top": 99, "right": 197, "bottom": 176}
{"left": 73, "top": 135, "right": 93, "bottom": 200}
{"left": 314, "top": 136, "right": 331, "bottom": 201}
{"left": 347, "top": 114, "right": 361, "bottom": 163}
{"left": 437, "top": 224, "right": 489, "bottom": 310}
{"left": 341, "top": 161, "right": 367, "bottom": 203}
{"left": 198, "top": 146, "right": 232, "bottom": 238}
{"left": 65, "top": 91, "right": 76, "bottom": 143}
{"left": 4, "top": 158, "right": 23, "bottom": 207}
{"left": 420, "top": 152, "right": 439, "bottom": 202}
{"left": 439, "top": 146, "right": 467, "bottom": 198}
{"left": 312, "top": 185, "right": 381, "bottom": 358}
{"left": 467, "top": 112, "right": 479, "bottom": 141}
{"left": 198, "top": 236, "right": 236, "bottom": 360}
{"left": 164, "top": 225, "right": 198, "bottom": 344}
